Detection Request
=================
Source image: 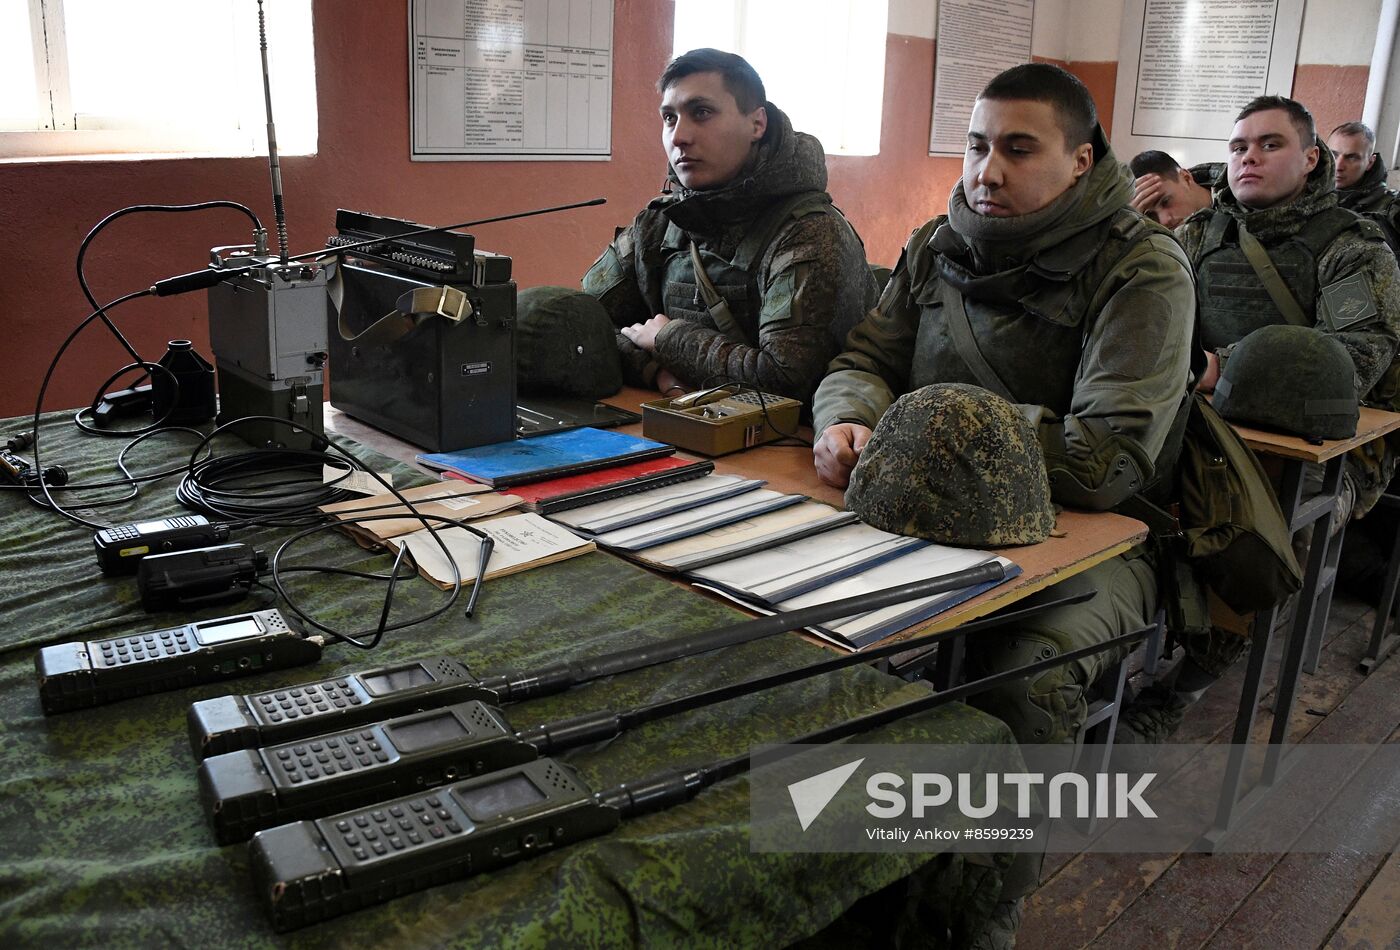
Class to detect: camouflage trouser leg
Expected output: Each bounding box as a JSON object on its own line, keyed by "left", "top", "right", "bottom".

{"left": 964, "top": 550, "right": 1159, "bottom": 746}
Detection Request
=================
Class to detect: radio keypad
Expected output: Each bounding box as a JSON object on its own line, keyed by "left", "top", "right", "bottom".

{"left": 328, "top": 791, "right": 469, "bottom": 864}
{"left": 96, "top": 629, "right": 192, "bottom": 667}
{"left": 270, "top": 729, "right": 392, "bottom": 785}
{"left": 254, "top": 678, "right": 363, "bottom": 723}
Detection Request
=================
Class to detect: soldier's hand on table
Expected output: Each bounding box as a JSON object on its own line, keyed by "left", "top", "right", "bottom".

{"left": 813, "top": 423, "right": 873, "bottom": 488}
{"left": 1196, "top": 350, "right": 1220, "bottom": 392}
{"left": 621, "top": 314, "right": 670, "bottom": 352}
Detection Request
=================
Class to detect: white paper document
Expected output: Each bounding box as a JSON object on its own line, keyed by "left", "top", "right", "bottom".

{"left": 687, "top": 522, "right": 929, "bottom": 602}
{"left": 394, "top": 513, "right": 594, "bottom": 588}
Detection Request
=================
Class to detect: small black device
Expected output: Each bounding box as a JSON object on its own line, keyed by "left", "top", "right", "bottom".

{"left": 35, "top": 608, "right": 323, "bottom": 715}
{"left": 188, "top": 656, "right": 502, "bottom": 759}
{"left": 137, "top": 543, "right": 267, "bottom": 612}
{"left": 93, "top": 515, "right": 231, "bottom": 576}
{"left": 251, "top": 758, "right": 623, "bottom": 931}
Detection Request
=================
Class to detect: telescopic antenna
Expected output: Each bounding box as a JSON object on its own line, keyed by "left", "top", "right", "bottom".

{"left": 256, "top": 0, "right": 290, "bottom": 264}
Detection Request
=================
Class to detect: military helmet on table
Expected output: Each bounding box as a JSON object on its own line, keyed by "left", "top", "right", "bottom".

{"left": 515, "top": 286, "right": 623, "bottom": 399}
{"left": 1213, "top": 324, "right": 1359, "bottom": 441}
{"left": 845, "top": 383, "right": 1056, "bottom": 546}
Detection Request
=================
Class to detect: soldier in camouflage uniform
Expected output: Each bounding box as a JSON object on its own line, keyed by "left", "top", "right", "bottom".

{"left": 1128, "top": 149, "right": 1222, "bottom": 230}
{"left": 812, "top": 62, "right": 1195, "bottom": 752}
{"left": 1179, "top": 97, "right": 1400, "bottom": 522}
{"left": 1330, "top": 122, "right": 1399, "bottom": 216}
{"left": 581, "top": 48, "right": 878, "bottom": 404}
{"left": 813, "top": 63, "right": 1194, "bottom": 943}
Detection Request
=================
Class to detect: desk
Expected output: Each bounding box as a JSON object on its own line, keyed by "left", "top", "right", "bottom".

{"left": 0, "top": 410, "right": 1015, "bottom": 946}
{"left": 331, "top": 394, "right": 1150, "bottom": 656}
{"left": 1202, "top": 406, "right": 1400, "bottom": 847}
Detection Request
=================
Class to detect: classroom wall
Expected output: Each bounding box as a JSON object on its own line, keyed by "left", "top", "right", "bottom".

{"left": 0, "top": 0, "right": 1381, "bottom": 418}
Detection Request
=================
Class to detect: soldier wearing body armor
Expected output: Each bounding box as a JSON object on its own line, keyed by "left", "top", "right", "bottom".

{"left": 813, "top": 63, "right": 1194, "bottom": 748}
{"left": 1128, "top": 149, "right": 1221, "bottom": 229}
{"left": 1181, "top": 97, "right": 1400, "bottom": 521}
{"left": 581, "top": 49, "right": 877, "bottom": 403}
{"left": 811, "top": 63, "right": 1195, "bottom": 942}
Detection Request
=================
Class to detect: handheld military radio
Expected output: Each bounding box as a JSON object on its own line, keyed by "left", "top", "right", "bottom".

{"left": 186, "top": 563, "right": 1008, "bottom": 760}
{"left": 93, "top": 515, "right": 232, "bottom": 576}
{"left": 36, "top": 608, "right": 324, "bottom": 715}
{"left": 199, "top": 588, "right": 1091, "bottom": 844}
{"left": 249, "top": 625, "right": 1148, "bottom": 932}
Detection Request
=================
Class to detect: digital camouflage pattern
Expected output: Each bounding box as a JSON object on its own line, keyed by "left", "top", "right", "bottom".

{"left": 1190, "top": 161, "right": 1226, "bottom": 191}
{"left": 845, "top": 384, "right": 1056, "bottom": 546}
{"left": 1213, "top": 325, "right": 1359, "bottom": 440}
{"left": 0, "top": 412, "right": 1012, "bottom": 948}
{"left": 581, "top": 103, "right": 878, "bottom": 402}
{"left": 1177, "top": 140, "right": 1400, "bottom": 515}
{"left": 515, "top": 285, "right": 623, "bottom": 398}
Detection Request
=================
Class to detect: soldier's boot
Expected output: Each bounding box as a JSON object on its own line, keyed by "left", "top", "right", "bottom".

{"left": 969, "top": 897, "right": 1023, "bottom": 950}
{"left": 1115, "top": 681, "right": 1188, "bottom": 744}
{"left": 1116, "top": 657, "right": 1220, "bottom": 744}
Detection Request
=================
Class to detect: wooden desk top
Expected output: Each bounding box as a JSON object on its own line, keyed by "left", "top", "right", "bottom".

{"left": 1229, "top": 405, "right": 1400, "bottom": 464}
{"left": 326, "top": 390, "right": 1148, "bottom": 648}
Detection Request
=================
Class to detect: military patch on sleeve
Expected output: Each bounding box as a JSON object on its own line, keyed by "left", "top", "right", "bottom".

{"left": 1320, "top": 274, "right": 1379, "bottom": 331}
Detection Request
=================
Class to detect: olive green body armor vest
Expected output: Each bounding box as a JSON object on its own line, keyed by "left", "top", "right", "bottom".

{"left": 1194, "top": 206, "right": 1361, "bottom": 349}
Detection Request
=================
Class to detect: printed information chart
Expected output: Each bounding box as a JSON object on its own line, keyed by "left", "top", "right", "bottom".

{"left": 411, "top": 0, "right": 612, "bottom": 161}
{"left": 1110, "top": 0, "right": 1303, "bottom": 169}
{"left": 929, "top": 0, "right": 1034, "bottom": 156}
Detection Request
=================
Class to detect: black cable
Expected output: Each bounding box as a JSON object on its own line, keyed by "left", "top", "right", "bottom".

{"left": 30, "top": 289, "right": 155, "bottom": 529}
{"left": 74, "top": 201, "right": 263, "bottom": 365}
{"left": 269, "top": 511, "right": 493, "bottom": 649}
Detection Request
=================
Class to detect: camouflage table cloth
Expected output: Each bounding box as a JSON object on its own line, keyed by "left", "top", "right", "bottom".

{"left": 0, "top": 411, "right": 1012, "bottom": 948}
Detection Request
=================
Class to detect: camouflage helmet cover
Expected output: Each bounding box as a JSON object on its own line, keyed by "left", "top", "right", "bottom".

{"left": 1213, "top": 324, "right": 1359, "bottom": 441}
{"left": 516, "top": 286, "right": 624, "bottom": 398}
{"left": 845, "top": 383, "right": 1056, "bottom": 546}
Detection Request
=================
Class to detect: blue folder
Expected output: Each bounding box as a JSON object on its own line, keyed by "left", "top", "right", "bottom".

{"left": 416, "top": 427, "right": 674, "bottom": 487}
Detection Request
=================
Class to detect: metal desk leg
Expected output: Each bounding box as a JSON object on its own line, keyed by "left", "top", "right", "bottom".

{"left": 1361, "top": 494, "right": 1400, "bottom": 674}
{"left": 1301, "top": 456, "right": 1346, "bottom": 673}
{"left": 1201, "top": 457, "right": 1336, "bottom": 847}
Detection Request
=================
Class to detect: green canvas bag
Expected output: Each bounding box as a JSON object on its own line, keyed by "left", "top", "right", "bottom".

{"left": 1175, "top": 392, "right": 1302, "bottom": 613}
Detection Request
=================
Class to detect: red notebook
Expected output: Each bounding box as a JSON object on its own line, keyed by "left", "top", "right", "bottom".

{"left": 450, "top": 456, "right": 713, "bottom": 514}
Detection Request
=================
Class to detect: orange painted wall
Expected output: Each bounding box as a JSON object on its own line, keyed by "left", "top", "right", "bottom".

{"left": 1294, "top": 64, "right": 1371, "bottom": 139}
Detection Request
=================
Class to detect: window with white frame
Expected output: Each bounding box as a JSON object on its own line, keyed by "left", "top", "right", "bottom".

{"left": 0, "top": 0, "right": 317, "bottom": 161}
{"left": 671, "top": 0, "right": 888, "bottom": 157}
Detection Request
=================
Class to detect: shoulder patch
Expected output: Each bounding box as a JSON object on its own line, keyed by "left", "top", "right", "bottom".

{"left": 1320, "top": 273, "right": 1380, "bottom": 331}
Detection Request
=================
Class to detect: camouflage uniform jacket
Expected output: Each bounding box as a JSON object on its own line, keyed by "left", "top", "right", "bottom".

{"left": 813, "top": 137, "right": 1196, "bottom": 511}
{"left": 582, "top": 103, "right": 878, "bottom": 402}
{"left": 1190, "top": 162, "right": 1226, "bottom": 190}
{"left": 1178, "top": 144, "right": 1400, "bottom": 513}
